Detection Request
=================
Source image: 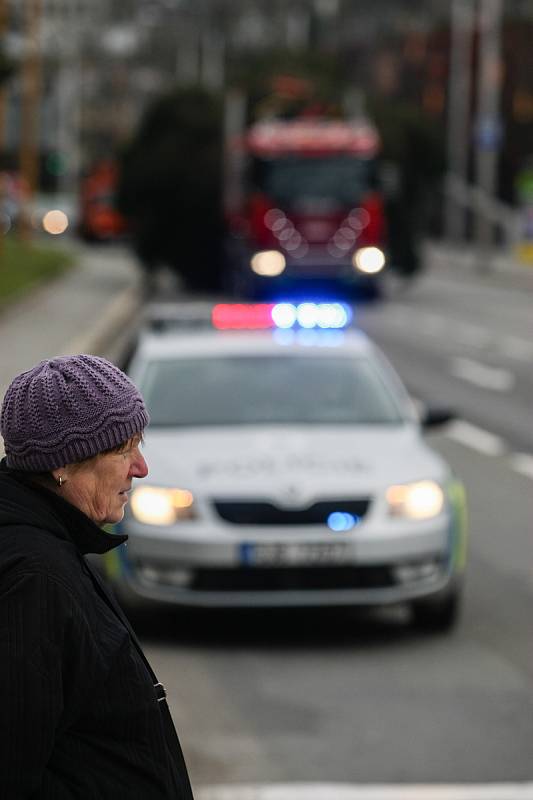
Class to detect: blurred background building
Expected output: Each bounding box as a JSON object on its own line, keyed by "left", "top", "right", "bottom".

{"left": 1, "top": 0, "right": 533, "bottom": 250}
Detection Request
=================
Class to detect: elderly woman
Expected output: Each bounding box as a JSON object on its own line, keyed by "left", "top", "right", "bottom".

{"left": 0, "top": 355, "right": 194, "bottom": 799}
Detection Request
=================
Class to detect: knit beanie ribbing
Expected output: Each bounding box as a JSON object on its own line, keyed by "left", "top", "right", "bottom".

{"left": 0, "top": 355, "right": 150, "bottom": 471}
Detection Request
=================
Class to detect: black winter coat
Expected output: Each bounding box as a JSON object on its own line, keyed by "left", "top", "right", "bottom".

{"left": 0, "top": 460, "right": 194, "bottom": 799}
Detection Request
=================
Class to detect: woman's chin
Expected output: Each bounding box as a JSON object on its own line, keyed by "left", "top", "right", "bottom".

{"left": 101, "top": 508, "right": 125, "bottom": 526}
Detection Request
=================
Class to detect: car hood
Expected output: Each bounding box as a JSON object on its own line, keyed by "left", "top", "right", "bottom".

{"left": 138, "top": 425, "right": 449, "bottom": 499}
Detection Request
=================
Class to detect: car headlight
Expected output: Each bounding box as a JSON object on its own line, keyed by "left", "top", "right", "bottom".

{"left": 352, "top": 246, "right": 385, "bottom": 274}
{"left": 130, "top": 486, "right": 196, "bottom": 525}
{"left": 386, "top": 480, "right": 444, "bottom": 520}
{"left": 250, "top": 250, "right": 286, "bottom": 276}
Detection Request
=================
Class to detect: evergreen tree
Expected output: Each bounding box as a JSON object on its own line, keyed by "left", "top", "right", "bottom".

{"left": 117, "top": 86, "right": 224, "bottom": 292}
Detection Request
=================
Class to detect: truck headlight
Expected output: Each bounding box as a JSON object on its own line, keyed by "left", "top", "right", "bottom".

{"left": 130, "top": 486, "right": 196, "bottom": 525}
{"left": 250, "top": 250, "right": 286, "bottom": 276}
{"left": 386, "top": 480, "right": 444, "bottom": 520}
{"left": 352, "top": 246, "right": 385, "bottom": 274}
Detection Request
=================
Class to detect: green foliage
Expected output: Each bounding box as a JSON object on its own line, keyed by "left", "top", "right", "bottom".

{"left": 117, "top": 86, "right": 224, "bottom": 291}
{"left": 0, "top": 238, "right": 73, "bottom": 307}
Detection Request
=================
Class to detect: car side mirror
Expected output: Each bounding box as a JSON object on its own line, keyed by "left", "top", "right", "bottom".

{"left": 421, "top": 407, "right": 455, "bottom": 430}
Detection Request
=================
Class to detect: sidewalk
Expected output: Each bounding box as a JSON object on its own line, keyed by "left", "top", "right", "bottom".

{"left": 424, "top": 239, "right": 533, "bottom": 293}
{"left": 0, "top": 241, "right": 142, "bottom": 452}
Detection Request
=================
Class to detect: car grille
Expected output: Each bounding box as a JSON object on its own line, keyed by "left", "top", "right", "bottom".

{"left": 192, "top": 565, "right": 394, "bottom": 592}
{"left": 213, "top": 498, "right": 371, "bottom": 526}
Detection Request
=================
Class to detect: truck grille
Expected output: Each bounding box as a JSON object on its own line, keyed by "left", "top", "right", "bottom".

{"left": 213, "top": 498, "right": 371, "bottom": 526}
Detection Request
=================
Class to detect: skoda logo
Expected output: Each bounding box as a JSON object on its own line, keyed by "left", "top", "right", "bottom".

{"left": 282, "top": 485, "right": 303, "bottom": 506}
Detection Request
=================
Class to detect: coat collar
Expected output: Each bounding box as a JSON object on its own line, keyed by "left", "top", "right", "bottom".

{"left": 0, "top": 458, "right": 128, "bottom": 555}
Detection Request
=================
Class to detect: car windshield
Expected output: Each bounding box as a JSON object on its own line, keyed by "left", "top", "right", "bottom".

{"left": 140, "top": 355, "right": 405, "bottom": 427}
{"left": 252, "top": 155, "right": 376, "bottom": 209}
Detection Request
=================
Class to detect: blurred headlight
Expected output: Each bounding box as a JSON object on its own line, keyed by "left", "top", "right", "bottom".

{"left": 250, "top": 250, "right": 286, "bottom": 276}
{"left": 130, "top": 486, "right": 195, "bottom": 525}
{"left": 353, "top": 246, "right": 385, "bottom": 274}
{"left": 386, "top": 480, "right": 444, "bottom": 520}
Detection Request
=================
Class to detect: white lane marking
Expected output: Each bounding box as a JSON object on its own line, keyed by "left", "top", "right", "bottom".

{"left": 387, "top": 308, "right": 492, "bottom": 347}
{"left": 499, "top": 336, "right": 533, "bottom": 362}
{"left": 197, "top": 783, "right": 533, "bottom": 800}
{"left": 375, "top": 305, "right": 531, "bottom": 364}
{"left": 445, "top": 420, "right": 506, "bottom": 456}
{"left": 449, "top": 357, "right": 515, "bottom": 392}
{"left": 377, "top": 308, "right": 446, "bottom": 336}
{"left": 454, "top": 323, "right": 492, "bottom": 348}
{"left": 509, "top": 453, "right": 533, "bottom": 480}
{"left": 418, "top": 313, "right": 448, "bottom": 335}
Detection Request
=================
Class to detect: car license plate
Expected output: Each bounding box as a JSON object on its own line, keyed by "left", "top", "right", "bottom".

{"left": 240, "top": 541, "right": 351, "bottom": 567}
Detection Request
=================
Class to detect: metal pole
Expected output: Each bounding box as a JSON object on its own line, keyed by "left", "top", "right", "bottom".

{"left": 445, "top": 0, "right": 475, "bottom": 243}
{"left": 473, "top": 0, "right": 503, "bottom": 270}
{"left": 222, "top": 88, "right": 246, "bottom": 219}
{"left": 200, "top": 28, "right": 225, "bottom": 91}
{"left": 56, "top": 1, "right": 82, "bottom": 200}
{"left": 0, "top": 0, "right": 8, "bottom": 156}
{"left": 20, "top": 0, "right": 42, "bottom": 237}
{"left": 0, "top": 0, "right": 8, "bottom": 257}
{"left": 176, "top": 9, "right": 201, "bottom": 85}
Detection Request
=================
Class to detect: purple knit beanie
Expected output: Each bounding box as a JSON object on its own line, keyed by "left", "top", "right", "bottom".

{"left": 1, "top": 355, "right": 149, "bottom": 471}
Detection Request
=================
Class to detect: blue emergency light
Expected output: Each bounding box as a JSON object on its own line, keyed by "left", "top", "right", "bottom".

{"left": 327, "top": 512, "right": 360, "bottom": 532}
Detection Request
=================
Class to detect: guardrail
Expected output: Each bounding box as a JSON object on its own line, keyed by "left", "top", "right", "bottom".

{"left": 445, "top": 175, "right": 520, "bottom": 250}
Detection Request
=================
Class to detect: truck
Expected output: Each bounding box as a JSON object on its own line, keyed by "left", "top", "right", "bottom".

{"left": 224, "top": 115, "right": 409, "bottom": 299}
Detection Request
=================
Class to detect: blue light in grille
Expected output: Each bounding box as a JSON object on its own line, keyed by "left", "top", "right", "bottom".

{"left": 327, "top": 512, "right": 360, "bottom": 531}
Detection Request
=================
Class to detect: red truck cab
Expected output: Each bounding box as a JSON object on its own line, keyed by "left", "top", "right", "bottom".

{"left": 225, "top": 118, "right": 388, "bottom": 298}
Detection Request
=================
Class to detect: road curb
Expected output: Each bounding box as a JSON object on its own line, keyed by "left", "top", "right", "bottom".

{"left": 59, "top": 283, "right": 142, "bottom": 359}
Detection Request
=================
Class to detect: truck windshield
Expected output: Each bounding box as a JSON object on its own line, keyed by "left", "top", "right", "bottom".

{"left": 141, "top": 354, "right": 405, "bottom": 427}
{"left": 252, "top": 156, "right": 376, "bottom": 210}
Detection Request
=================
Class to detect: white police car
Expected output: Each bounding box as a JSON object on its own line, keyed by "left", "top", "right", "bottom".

{"left": 105, "top": 302, "right": 467, "bottom": 631}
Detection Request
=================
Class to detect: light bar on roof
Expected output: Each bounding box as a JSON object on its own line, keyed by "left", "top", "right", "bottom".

{"left": 247, "top": 120, "right": 379, "bottom": 157}
{"left": 211, "top": 303, "right": 352, "bottom": 331}
{"left": 212, "top": 304, "right": 276, "bottom": 330}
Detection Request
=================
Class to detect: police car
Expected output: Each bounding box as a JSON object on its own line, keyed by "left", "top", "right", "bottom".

{"left": 105, "top": 301, "right": 467, "bottom": 631}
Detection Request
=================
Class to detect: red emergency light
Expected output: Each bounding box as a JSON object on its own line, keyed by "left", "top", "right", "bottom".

{"left": 212, "top": 304, "right": 276, "bottom": 330}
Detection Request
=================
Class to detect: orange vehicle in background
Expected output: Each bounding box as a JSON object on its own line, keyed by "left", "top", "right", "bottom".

{"left": 79, "top": 160, "right": 128, "bottom": 242}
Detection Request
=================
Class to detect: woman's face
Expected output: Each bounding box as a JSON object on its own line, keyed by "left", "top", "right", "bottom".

{"left": 54, "top": 435, "right": 148, "bottom": 525}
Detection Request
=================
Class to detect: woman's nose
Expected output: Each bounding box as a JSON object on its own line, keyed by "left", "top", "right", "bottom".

{"left": 132, "top": 451, "right": 149, "bottom": 479}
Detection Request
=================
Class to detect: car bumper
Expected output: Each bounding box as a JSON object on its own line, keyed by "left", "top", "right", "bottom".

{"left": 227, "top": 240, "right": 387, "bottom": 289}
{"left": 257, "top": 260, "right": 384, "bottom": 287}
{"left": 113, "top": 568, "right": 459, "bottom": 609}
{"left": 105, "top": 512, "right": 466, "bottom": 609}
